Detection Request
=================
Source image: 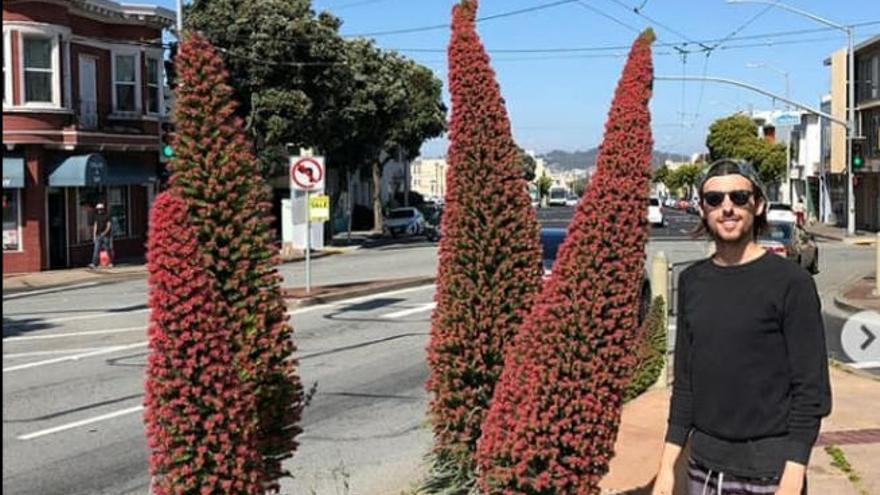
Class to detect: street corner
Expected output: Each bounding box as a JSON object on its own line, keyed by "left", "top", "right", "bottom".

{"left": 838, "top": 310, "right": 880, "bottom": 372}
{"left": 834, "top": 276, "right": 880, "bottom": 313}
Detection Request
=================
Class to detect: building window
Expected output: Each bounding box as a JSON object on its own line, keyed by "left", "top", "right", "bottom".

{"left": 23, "top": 36, "right": 54, "bottom": 103}
{"left": 3, "top": 190, "right": 21, "bottom": 251}
{"left": 107, "top": 186, "right": 129, "bottom": 237}
{"left": 146, "top": 57, "right": 160, "bottom": 114}
{"left": 113, "top": 54, "right": 138, "bottom": 112}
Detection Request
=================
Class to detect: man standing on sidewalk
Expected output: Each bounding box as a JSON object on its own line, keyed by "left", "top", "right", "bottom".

{"left": 652, "top": 159, "right": 831, "bottom": 495}
{"left": 89, "top": 203, "right": 114, "bottom": 268}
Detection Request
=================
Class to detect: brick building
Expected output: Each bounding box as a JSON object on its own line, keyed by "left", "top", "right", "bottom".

{"left": 3, "top": 0, "right": 174, "bottom": 273}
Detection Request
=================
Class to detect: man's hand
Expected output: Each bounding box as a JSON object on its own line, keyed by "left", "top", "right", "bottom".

{"left": 774, "top": 461, "right": 805, "bottom": 495}
{"left": 651, "top": 442, "right": 682, "bottom": 495}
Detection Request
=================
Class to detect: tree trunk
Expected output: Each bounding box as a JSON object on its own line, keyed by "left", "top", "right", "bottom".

{"left": 372, "top": 160, "right": 384, "bottom": 234}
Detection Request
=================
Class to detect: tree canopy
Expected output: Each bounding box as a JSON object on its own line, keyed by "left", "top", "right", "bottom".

{"left": 706, "top": 113, "right": 787, "bottom": 187}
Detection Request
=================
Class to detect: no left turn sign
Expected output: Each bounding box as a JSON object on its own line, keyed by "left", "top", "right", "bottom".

{"left": 290, "top": 157, "right": 325, "bottom": 191}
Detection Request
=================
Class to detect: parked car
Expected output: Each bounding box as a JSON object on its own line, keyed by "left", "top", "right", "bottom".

{"left": 766, "top": 202, "right": 798, "bottom": 224}
{"left": 565, "top": 193, "right": 579, "bottom": 207}
{"left": 664, "top": 196, "right": 678, "bottom": 208}
{"left": 384, "top": 207, "right": 426, "bottom": 237}
{"left": 758, "top": 220, "right": 819, "bottom": 274}
{"left": 686, "top": 197, "right": 700, "bottom": 214}
{"left": 540, "top": 228, "right": 652, "bottom": 325}
{"left": 648, "top": 197, "right": 665, "bottom": 227}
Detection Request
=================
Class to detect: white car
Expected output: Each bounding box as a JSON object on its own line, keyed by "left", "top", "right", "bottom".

{"left": 384, "top": 207, "right": 425, "bottom": 237}
{"left": 548, "top": 186, "right": 568, "bottom": 206}
{"left": 648, "top": 197, "right": 664, "bottom": 227}
{"left": 565, "top": 194, "right": 579, "bottom": 207}
{"left": 766, "top": 202, "right": 797, "bottom": 223}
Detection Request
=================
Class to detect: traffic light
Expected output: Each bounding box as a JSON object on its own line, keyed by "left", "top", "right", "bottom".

{"left": 852, "top": 141, "right": 864, "bottom": 170}
{"left": 159, "top": 122, "right": 175, "bottom": 163}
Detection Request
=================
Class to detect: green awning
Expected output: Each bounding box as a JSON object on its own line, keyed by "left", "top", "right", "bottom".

{"left": 49, "top": 154, "right": 107, "bottom": 187}
{"left": 49, "top": 154, "right": 156, "bottom": 187}
{"left": 3, "top": 156, "right": 25, "bottom": 188}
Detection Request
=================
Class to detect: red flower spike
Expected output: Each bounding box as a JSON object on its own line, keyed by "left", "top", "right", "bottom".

{"left": 426, "top": 0, "right": 544, "bottom": 485}
{"left": 476, "top": 29, "right": 656, "bottom": 493}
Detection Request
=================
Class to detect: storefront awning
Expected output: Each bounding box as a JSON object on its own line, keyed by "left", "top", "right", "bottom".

{"left": 49, "top": 154, "right": 108, "bottom": 187}
{"left": 3, "top": 156, "right": 25, "bottom": 188}
{"left": 49, "top": 154, "right": 156, "bottom": 187}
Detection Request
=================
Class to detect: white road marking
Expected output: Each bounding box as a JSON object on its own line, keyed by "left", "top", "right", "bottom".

{"left": 3, "top": 308, "right": 149, "bottom": 327}
{"left": 17, "top": 405, "right": 144, "bottom": 441}
{"left": 849, "top": 360, "right": 880, "bottom": 369}
{"left": 381, "top": 302, "right": 437, "bottom": 319}
{"left": 2, "top": 282, "right": 101, "bottom": 300}
{"left": 2, "top": 342, "right": 147, "bottom": 373}
{"left": 3, "top": 347, "right": 121, "bottom": 358}
{"left": 3, "top": 326, "right": 145, "bottom": 343}
{"left": 287, "top": 284, "right": 436, "bottom": 316}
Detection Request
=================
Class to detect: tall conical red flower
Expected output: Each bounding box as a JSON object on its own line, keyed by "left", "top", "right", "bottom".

{"left": 476, "top": 29, "right": 656, "bottom": 493}
{"left": 162, "top": 32, "right": 303, "bottom": 490}
{"left": 426, "top": 0, "right": 544, "bottom": 486}
{"left": 144, "top": 192, "right": 264, "bottom": 494}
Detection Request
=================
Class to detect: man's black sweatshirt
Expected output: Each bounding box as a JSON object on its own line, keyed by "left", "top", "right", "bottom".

{"left": 665, "top": 251, "right": 832, "bottom": 478}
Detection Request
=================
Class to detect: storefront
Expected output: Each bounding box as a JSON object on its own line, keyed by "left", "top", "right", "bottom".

{"left": 2, "top": 150, "right": 156, "bottom": 273}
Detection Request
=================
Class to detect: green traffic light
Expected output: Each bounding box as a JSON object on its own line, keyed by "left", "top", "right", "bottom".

{"left": 853, "top": 155, "right": 863, "bottom": 169}
{"left": 162, "top": 144, "right": 173, "bottom": 158}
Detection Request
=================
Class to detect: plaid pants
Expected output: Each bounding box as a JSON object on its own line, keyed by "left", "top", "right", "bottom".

{"left": 687, "top": 458, "right": 807, "bottom": 495}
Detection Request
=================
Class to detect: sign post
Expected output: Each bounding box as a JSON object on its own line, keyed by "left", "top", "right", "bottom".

{"left": 290, "top": 154, "right": 325, "bottom": 295}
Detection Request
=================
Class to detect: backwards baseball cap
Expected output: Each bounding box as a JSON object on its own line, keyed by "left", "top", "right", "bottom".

{"left": 698, "top": 158, "right": 766, "bottom": 199}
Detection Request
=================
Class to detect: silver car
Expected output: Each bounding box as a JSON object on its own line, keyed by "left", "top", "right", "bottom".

{"left": 758, "top": 221, "right": 819, "bottom": 274}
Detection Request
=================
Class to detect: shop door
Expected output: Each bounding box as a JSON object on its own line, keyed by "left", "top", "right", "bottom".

{"left": 47, "top": 188, "right": 68, "bottom": 268}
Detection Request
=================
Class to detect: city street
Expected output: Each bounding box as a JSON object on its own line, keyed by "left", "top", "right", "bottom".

{"left": 3, "top": 208, "right": 875, "bottom": 494}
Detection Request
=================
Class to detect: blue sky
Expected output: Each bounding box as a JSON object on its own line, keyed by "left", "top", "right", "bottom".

{"left": 160, "top": 0, "right": 879, "bottom": 158}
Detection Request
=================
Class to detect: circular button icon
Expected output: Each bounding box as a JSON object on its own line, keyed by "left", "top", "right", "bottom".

{"left": 841, "top": 310, "right": 880, "bottom": 364}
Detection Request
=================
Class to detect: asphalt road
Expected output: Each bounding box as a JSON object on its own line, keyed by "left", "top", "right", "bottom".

{"left": 2, "top": 208, "right": 876, "bottom": 494}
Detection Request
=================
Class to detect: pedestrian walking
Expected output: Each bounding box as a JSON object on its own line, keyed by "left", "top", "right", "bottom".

{"left": 651, "top": 159, "right": 831, "bottom": 495}
{"left": 794, "top": 198, "right": 806, "bottom": 227}
{"left": 89, "top": 202, "right": 114, "bottom": 268}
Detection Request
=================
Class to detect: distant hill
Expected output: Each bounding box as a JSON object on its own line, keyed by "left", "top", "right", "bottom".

{"left": 540, "top": 149, "right": 691, "bottom": 172}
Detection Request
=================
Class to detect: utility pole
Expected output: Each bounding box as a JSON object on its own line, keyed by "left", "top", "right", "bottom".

{"left": 728, "top": 0, "right": 856, "bottom": 235}
{"left": 176, "top": 0, "right": 183, "bottom": 35}
{"left": 746, "top": 62, "right": 793, "bottom": 203}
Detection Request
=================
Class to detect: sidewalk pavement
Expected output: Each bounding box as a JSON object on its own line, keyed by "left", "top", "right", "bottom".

{"left": 804, "top": 222, "right": 878, "bottom": 246}
{"left": 601, "top": 363, "right": 880, "bottom": 495}
{"left": 836, "top": 274, "right": 880, "bottom": 312}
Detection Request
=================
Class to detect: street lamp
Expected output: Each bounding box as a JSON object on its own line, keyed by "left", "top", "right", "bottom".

{"left": 745, "top": 62, "right": 790, "bottom": 106}
{"left": 728, "top": 0, "right": 856, "bottom": 235}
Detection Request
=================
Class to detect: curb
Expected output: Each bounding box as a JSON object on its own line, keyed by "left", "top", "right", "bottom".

{"left": 285, "top": 276, "right": 435, "bottom": 310}
{"left": 833, "top": 294, "right": 870, "bottom": 314}
{"left": 2, "top": 250, "right": 350, "bottom": 297}
{"left": 2, "top": 270, "right": 148, "bottom": 298}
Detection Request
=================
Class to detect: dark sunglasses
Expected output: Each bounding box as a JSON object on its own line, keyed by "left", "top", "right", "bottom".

{"left": 702, "top": 190, "right": 754, "bottom": 207}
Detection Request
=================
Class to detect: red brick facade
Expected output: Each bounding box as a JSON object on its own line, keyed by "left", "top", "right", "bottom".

{"left": 3, "top": 0, "right": 174, "bottom": 273}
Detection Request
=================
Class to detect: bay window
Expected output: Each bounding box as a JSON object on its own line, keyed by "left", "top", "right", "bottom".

{"left": 146, "top": 57, "right": 161, "bottom": 114}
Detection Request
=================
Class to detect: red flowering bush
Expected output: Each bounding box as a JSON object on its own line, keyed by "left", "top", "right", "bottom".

{"left": 144, "top": 192, "right": 263, "bottom": 494}
{"left": 144, "top": 32, "right": 303, "bottom": 492}
{"left": 425, "top": 0, "right": 544, "bottom": 489}
{"left": 476, "top": 29, "right": 656, "bottom": 493}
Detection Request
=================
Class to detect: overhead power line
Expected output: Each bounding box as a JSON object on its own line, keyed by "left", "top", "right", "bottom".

{"left": 346, "top": 0, "right": 578, "bottom": 37}
{"left": 574, "top": 0, "right": 640, "bottom": 33}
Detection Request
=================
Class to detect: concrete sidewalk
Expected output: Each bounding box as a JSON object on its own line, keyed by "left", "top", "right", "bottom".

{"left": 804, "top": 222, "right": 877, "bottom": 246}
{"left": 601, "top": 364, "right": 880, "bottom": 495}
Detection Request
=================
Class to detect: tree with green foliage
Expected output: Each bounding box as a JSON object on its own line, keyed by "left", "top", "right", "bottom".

{"left": 706, "top": 113, "right": 787, "bottom": 189}
{"left": 186, "top": 0, "right": 353, "bottom": 177}
{"left": 519, "top": 147, "right": 537, "bottom": 182}
{"left": 653, "top": 164, "right": 669, "bottom": 185}
{"left": 537, "top": 172, "right": 553, "bottom": 202}
{"left": 670, "top": 163, "right": 704, "bottom": 199}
